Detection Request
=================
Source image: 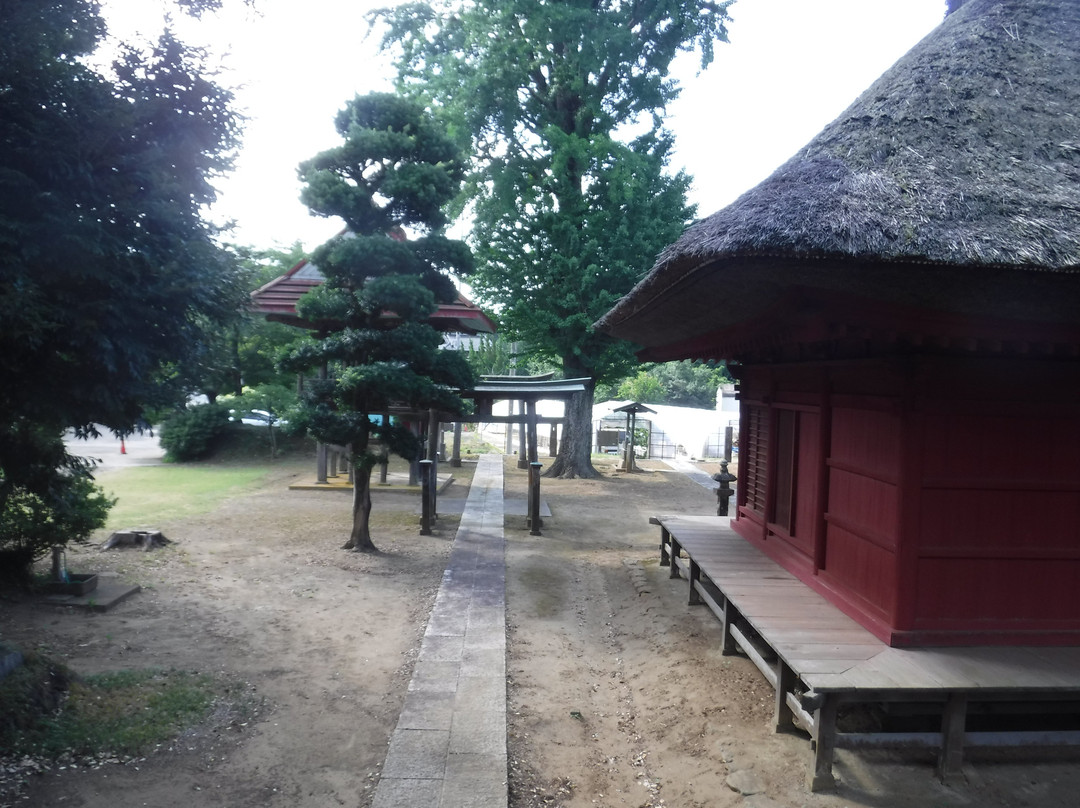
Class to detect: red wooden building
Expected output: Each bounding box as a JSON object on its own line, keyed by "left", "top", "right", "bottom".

{"left": 251, "top": 248, "right": 496, "bottom": 336}
{"left": 597, "top": 0, "right": 1080, "bottom": 647}
{"left": 250, "top": 237, "right": 496, "bottom": 487}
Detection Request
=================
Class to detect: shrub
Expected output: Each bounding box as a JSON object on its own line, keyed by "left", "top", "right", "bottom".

{"left": 158, "top": 403, "right": 232, "bottom": 461}
{"left": 0, "top": 471, "right": 114, "bottom": 586}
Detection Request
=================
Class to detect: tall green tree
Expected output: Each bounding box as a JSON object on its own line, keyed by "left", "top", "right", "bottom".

{"left": 0, "top": 0, "right": 241, "bottom": 575}
{"left": 464, "top": 334, "right": 557, "bottom": 378}
{"left": 178, "top": 242, "right": 310, "bottom": 403}
{"left": 281, "top": 93, "right": 475, "bottom": 552}
{"left": 600, "top": 360, "right": 731, "bottom": 408}
{"left": 376, "top": 0, "right": 732, "bottom": 478}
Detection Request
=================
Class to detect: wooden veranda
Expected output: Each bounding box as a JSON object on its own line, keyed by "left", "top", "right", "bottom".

{"left": 654, "top": 515, "right": 1080, "bottom": 790}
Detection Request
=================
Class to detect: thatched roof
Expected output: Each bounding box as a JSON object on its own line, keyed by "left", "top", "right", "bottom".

{"left": 597, "top": 0, "right": 1080, "bottom": 357}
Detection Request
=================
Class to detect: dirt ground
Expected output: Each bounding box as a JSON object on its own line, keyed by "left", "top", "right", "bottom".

{"left": 2, "top": 454, "right": 1079, "bottom": 807}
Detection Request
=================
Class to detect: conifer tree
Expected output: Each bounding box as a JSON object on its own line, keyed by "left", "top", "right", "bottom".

{"left": 283, "top": 93, "right": 475, "bottom": 551}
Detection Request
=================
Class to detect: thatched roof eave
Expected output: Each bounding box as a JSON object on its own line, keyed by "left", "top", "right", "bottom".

{"left": 598, "top": 251, "right": 1080, "bottom": 354}
{"left": 597, "top": 0, "right": 1080, "bottom": 355}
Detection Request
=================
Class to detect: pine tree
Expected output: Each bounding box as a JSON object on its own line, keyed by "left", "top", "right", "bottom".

{"left": 282, "top": 94, "right": 475, "bottom": 551}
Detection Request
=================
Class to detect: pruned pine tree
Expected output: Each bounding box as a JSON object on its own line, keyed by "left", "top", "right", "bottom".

{"left": 282, "top": 93, "right": 476, "bottom": 552}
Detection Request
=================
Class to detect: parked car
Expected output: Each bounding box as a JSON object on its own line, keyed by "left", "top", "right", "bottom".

{"left": 231, "top": 409, "right": 287, "bottom": 427}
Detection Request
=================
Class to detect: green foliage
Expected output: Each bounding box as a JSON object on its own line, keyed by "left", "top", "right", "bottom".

{"left": 0, "top": 4, "right": 242, "bottom": 433}
{"left": 0, "top": 426, "right": 114, "bottom": 584}
{"left": 633, "top": 426, "right": 650, "bottom": 456}
{"left": 176, "top": 243, "right": 311, "bottom": 402}
{"left": 158, "top": 404, "right": 232, "bottom": 462}
{"left": 236, "top": 318, "right": 305, "bottom": 391}
{"left": 615, "top": 371, "right": 666, "bottom": 404}
{"left": 218, "top": 383, "right": 297, "bottom": 459}
{"left": 0, "top": 652, "right": 75, "bottom": 743}
{"left": 0, "top": 475, "right": 114, "bottom": 585}
{"left": 233, "top": 242, "right": 311, "bottom": 392}
{"left": 376, "top": 0, "right": 732, "bottom": 475}
{"left": 602, "top": 361, "right": 732, "bottom": 408}
{"left": 0, "top": 1, "right": 242, "bottom": 568}
{"left": 285, "top": 93, "right": 476, "bottom": 549}
{"left": 464, "top": 334, "right": 557, "bottom": 378}
{"left": 651, "top": 361, "right": 732, "bottom": 408}
{"left": 35, "top": 670, "right": 213, "bottom": 758}
{"left": 0, "top": 477, "right": 113, "bottom": 555}
{"left": 0, "top": 653, "right": 216, "bottom": 760}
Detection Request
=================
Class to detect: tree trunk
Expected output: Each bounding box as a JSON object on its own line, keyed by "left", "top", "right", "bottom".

{"left": 343, "top": 431, "right": 377, "bottom": 552}
{"left": 228, "top": 326, "right": 243, "bottom": 396}
{"left": 544, "top": 380, "right": 598, "bottom": 479}
{"left": 343, "top": 462, "right": 377, "bottom": 551}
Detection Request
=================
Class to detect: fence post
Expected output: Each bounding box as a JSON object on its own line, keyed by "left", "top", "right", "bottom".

{"left": 419, "top": 459, "right": 433, "bottom": 535}
{"left": 528, "top": 461, "right": 543, "bottom": 536}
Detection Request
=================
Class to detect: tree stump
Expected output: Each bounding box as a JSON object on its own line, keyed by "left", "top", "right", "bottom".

{"left": 101, "top": 528, "right": 171, "bottom": 551}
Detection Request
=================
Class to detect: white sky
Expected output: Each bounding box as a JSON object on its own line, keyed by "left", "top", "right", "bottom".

{"left": 101, "top": 0, "right": 946, "bottom": 251}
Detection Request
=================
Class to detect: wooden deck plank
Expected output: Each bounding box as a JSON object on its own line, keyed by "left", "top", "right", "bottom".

{"left": 785, "top": 658, "right": 866, "bottom": 675}
{"left": 764, "top": 629, "right": 881, "bottom": 643}
{"left": 725, "top": 599, "right": 843, "bottom": 616}
{"left": 903, "top": 647, "right": 1080, "bottom": 693}
{"left": 823, "top": 648, "right": 950, "bottom": 692}
{"left": 735, "top": 600, "right": 855, "bottom": 616}
{"left": 771, "top": 643, "right": 886, "bottom": 660}
{"left": 801, "top": 666, "right": 906, "bottom": 692}
{"left": 738, "top": 616, "right": 866, "bottom": 630}
{"left": 657, "top": 514, "right": 1080, "bottom": 695}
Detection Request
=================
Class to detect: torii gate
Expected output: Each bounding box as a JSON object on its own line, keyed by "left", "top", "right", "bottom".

{"left": 456, "top": 375, "right": 589, "bottom": 469}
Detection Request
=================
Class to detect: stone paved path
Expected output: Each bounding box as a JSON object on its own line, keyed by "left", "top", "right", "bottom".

{"left": 665, "top": 455, "right": 718, "bottom": 490}
{"left": 372, "top": 453, "right": 508, "bottom": 808}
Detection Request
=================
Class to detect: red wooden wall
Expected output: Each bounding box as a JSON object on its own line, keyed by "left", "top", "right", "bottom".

{"left": 733, "top": 357, "right": 1080, "bottom": 646}
{"left": 909, "top": 359, "right": 1080, "bottom": 643}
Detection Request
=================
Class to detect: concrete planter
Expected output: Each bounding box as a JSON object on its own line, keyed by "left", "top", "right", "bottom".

{"left": 44, "top": 573, "right": 98, "bottom": 596}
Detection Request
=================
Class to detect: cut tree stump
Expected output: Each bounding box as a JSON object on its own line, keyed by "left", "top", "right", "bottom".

{"left": 101, "top": 528, "right": 171, "bottom": 551}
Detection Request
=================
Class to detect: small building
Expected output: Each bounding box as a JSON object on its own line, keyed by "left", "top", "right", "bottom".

{"left": 250, "top": 240, "right": 496, "bottom": 487}
{"left": 597, "top": 0, "right": 1080, "bottom": 647}
{"left": 251, "top": 249, "right": 496, "bottom": 337}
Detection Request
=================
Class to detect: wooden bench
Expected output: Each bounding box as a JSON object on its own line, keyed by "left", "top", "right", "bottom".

{"left": 652, "top": 514, "right": 1080, "bottom": 790}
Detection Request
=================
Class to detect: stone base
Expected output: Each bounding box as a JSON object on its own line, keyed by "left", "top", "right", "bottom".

{"left": 42, "top": 577, "right": 141, "bottom": 612}
{"left": 43, "top": 573, "right": 98, "bottom": 596}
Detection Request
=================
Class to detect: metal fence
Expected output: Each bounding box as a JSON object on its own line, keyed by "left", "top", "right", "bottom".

{"left": 597, "top": 418, "right": 738, "bottom": 460}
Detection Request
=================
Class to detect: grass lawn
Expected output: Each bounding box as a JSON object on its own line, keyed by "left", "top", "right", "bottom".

{"left": 97, "top": 465, "right": 272, "bottom": 531}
